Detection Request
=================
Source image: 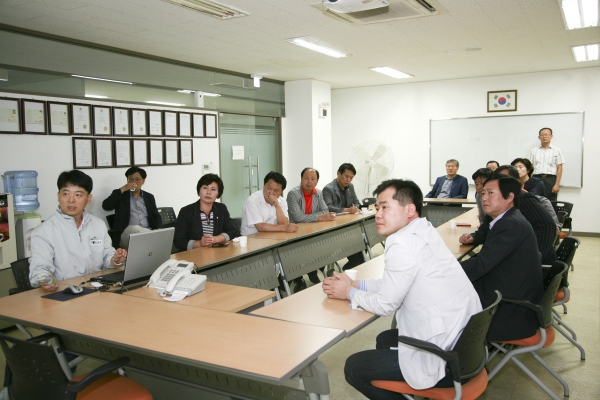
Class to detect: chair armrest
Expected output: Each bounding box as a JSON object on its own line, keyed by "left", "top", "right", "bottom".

{"left": 398, "top": 336, "right": 460, "bottom": 382}
{"left": 67, "top": 356, "right": 130, "bottom": 392}
{"left": 8, "top": 288, "right": 27, "bottom": 296}
{"left": 500, "top": 298, "right": 544, "bottom": 327}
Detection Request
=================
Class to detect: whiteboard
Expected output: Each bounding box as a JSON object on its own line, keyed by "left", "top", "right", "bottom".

{"left": 430, "top": 112, "right": 584, "bottom": 188}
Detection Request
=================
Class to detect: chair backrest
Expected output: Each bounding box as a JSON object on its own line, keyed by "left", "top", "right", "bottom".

{"left": 0, "top": 332, "right": 74, "bottom": 400}
{"left": 158, "top": 207, "right": 177, "bottom": 228}
{"left": 452, "top": 291, "right": 502, "bottom": 379}
{"left": 556, "top": 211, "right": 568, "bottom": 226}
{"left": 232, "top": 217, "right": 242, "bottom": 232}
{"left": 540, "top": 261, "right": 568, "bottom": 327}
{"left": 556, "top": 237, "right": 579, "bottom": 266}
{"left": 106, "top": 214, "right": 115, "bottom": 229}
{"left": 10, "top": 258, "right": 33, "bottom": 292}
{"left": 551, "top": 201, "right": 573, "bottom": 217}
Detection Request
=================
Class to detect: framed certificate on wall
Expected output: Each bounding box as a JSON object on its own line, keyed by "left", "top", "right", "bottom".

{"left": 149, "top": 139, "right": 164, "bottom": 165}
{"left": 94, "top": 138, "right": 114, "bottom": 168}
{"left": 71, "top": 104, "right": 92, "bottom": 135}
{"left": 192, "top": 114, "right": 204, "bottom": 137}
{"left": 148, "top": 110, "right": 163, "bottom": 136}
{"left": 22, "top": 99, "right": 47, "bottom": 135}
{"left": 0, "top": 97, "right": 20, "bottom": 134}
{"left": 113, "top": 107, "right": 130, "bottom": 136}
{"left": 180, "top": 139, "right": 193, "bottom": 165}
{"left": 205, "top": 114, "right": 217, "bottom": 138}
{"left": 164, "top": 111, "right": 178, "bottom": 136}
{"left": 114, "top": 139, "right": 132, "bottom": 168}
{"left": 93, "top": 106, "right": 112, "bottom": 136}
{"left": 164, "top": 139, "right": 179, "bottom": 165}
{"left": 179, "top": 112, "right": 191, "bottom": 137}
{"left": 72, "top": 137, "right": 94, "bottom": 169}
{"left": 132, "top": 139, "right": 149, "bottom": 166}
{"left": 48, "top": 102, "right": 70, "bottom": 135}
{"left": 131, "top": 109, "right": 147, "bottom": 136}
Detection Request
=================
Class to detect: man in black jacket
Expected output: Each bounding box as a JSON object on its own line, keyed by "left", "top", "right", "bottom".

{"left": 460, "top": 175, "right": 544, "bottom": 341}
{"left": 102, "top": 166, "right": 162, "bottom": 247}
{"left": 459, "top": 165, "right": 557, "bottom": 266}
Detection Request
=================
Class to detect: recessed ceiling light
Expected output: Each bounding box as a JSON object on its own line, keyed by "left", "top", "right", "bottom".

{"left": 146, "top": 101, "right": 186, "bottom": 106}
{"left": 72, "top": 74, "right": 133, "bottom": 85}
{"left": 465, "top": 47, "right": 482, "bottom": 52}
{"left": 370, "top": 67, "right": 413, "bottom": 79}
{"left": 177, "top": 89, "right": 195, "bottom": 93}
{"left": 572, "top": 43, "right": 599, "bottom": 61}
{"left": 85, "top": 94, "right": 108, "bottom": 99}
{"left": 561, "top": 0, "right": 599, "bottom": 30}
{"left": 286, "top": 36, "right": 350, "bottom": 58}
{"left": 202, "top": 92, "right": 221, "bottom": 97}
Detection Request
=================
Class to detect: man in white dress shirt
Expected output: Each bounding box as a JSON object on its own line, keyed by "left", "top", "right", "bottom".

{"left": 529, "top": 127, "right": 565, "bottom": 201}
{"left": 240, "top": 171, "right": 298, "bottom": 236}
{"left": 322, "top": 179, "right": 481, "bottom": 398}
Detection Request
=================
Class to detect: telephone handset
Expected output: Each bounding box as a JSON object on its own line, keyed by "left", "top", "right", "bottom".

{"left": 148, "top": 259, "right": 195, "bottom": 290}
{"left": 165, "top": 273, "right": 206, "bottom": 297}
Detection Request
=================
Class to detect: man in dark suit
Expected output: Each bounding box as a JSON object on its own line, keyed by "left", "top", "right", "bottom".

{"left": 461, "top": 175, "right": 544, "bottom": 341}
{"left": 459, "top": 165, "right": 557, "bottom": 266}
{"left": 102, "top": 166, "right": 162, "bottom": 247}
{"left": 424, "top": 159, "right": 468, "bottom": 200}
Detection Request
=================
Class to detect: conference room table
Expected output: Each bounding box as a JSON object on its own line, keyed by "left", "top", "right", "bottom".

{"left": 0, "top": 209, "right": 479, "bottom": 400}
{"left": 421, "top": 197, "right": 477, "bottom": 227}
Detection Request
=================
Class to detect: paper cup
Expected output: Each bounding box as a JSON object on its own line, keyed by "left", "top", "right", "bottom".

{"left": 345, "top": 270, "right": 358, "bottom": 280}
{"left": 239, "top": 236, "right": 248, "bottom": 247}
{"left": 450, "top": 220, "right": 457, "bottom": 229}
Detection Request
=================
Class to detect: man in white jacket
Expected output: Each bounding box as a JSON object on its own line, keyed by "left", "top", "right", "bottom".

{"left": 29, "top": 170, "right": 127, "bottom": 291}
{"left": 323, "top": 179, "right": 481, "bottom": 398}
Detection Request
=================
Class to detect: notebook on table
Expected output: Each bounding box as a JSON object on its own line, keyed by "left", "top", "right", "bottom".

{"left": 91, "top": 227, "right": 175, "bottom": 286}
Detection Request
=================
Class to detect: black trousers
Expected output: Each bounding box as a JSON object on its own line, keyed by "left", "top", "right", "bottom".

{"left": 344, "top": 329, "right": 454, "bottom": 400}
{"left": 535, "top": 174, "right": 557, "bottom": 201}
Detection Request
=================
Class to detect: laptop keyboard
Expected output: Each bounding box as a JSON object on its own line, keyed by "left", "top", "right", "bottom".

{"left": 90, "top": 270, "right": 125, "bottom": 284}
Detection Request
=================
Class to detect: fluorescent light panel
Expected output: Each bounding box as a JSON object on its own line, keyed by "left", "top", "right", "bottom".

{"left": 572, "top": 43, "right": 599, "bottom": 61}
{"left": 202, "top": 92, "right": 221, "bottom": 97}
{"left": 162, "top": 0, "right": 249, "bottom": 20}
{"left": 370, "top": 67, "right": 413, "bottom": 79}
{"left": 286, "top": 37, "right": 349, "bottom": 58}
{"left": 561, "top": 0, "right": 599, "bottom": 30}
{"left": 177, "top": 89, "right": 195, "bottom": 93}
{"left": 85, "top": 94, "right": 108, "bottom": 99}
{"left": 72, "top": 74, "right": 133, "bottom": 85}
{"left": 146, "top": 101, "right": 186, "bottom": 106}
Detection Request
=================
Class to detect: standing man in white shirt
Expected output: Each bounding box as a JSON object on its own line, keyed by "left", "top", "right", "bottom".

{"left": 529, "top": 127, "right": 565, "bottom": 201}
{"left": 240, "top": 171, "right": 299, "bottom": 235}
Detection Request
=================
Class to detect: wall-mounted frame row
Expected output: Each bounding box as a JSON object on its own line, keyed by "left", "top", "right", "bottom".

{"left": 0, "top": 97, "right": 218, "bottom": 138}
{"left": 73, "top": 138, "right": 194, "bottom": 169}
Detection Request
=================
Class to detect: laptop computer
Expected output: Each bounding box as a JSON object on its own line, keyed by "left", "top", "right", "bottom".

{"left": 91, "top": 227, "right": 175, "bottom": 286}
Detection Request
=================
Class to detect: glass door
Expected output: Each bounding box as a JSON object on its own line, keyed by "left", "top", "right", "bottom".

{"left": 219, "top": 114, "right": 281, "bottom": 218}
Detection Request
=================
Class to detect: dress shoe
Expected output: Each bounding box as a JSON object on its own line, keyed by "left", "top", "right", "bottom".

{"left": 292, "top": 278, "right": 307, "bottom": 293}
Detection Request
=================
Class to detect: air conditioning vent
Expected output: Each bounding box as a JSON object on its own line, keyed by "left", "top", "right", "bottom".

{"left": 311, "top": 0, "right": 447, "bottom": 24}
{"left": 162, "top": 0, "right": 249, "bottom": 20}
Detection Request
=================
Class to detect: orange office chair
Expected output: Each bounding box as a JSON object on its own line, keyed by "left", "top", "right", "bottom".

{"left": 487, "top": 261, "right": 569, "bottom": 400}
{"left": 0, "top": 331, "right": 153, "bottom": 400}
{"left": 371, "top": 291, "right": 502, "bottom": 400}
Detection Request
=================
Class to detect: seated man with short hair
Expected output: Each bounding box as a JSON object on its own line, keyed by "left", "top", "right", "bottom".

{"left": 460, "top": 175, "right": 544, "bottom": 341}
{"left": 460, "top": 165, "right": 557, "bottom": 265}
{"left": 472, "top": 167, "right": 493, "bottom": 225}
{"left": 486, "top": 160, "right": 500, "bottom": 171}
{"left": 102, "top": 166, "right": 162, "bottom": 247}
{"left": 240, "top": 171, "right": 298, "bottom": 235}
{"left": 323, "top": 163, "right": 364, "bottom": 270}
{"left": 287, "top": 168, "right": 336, "bottom": 288}
{"left": 323, "top": 179, "right": 481, "bottom": 398}
{"left": 30, "top": 170, "right": 127, "bottom": 291}
{"left": 424, "top": 159, "right": 468, "bottom": 201}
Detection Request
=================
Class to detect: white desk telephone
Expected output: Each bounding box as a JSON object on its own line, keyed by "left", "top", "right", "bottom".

{"left": 148, "top": 260, "right": 206, "bottom": 297}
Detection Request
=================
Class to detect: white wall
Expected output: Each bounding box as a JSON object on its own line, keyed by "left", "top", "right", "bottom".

{"left": 332, "top": 67, "right": 600, "bottom": 233}
{"left": 282, "top": 79, "right": 332, "bottom": 190}
{"left": 0, "top": 92, "right": 219, "bottom": 224}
